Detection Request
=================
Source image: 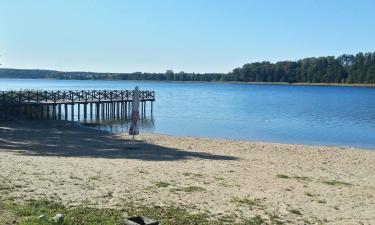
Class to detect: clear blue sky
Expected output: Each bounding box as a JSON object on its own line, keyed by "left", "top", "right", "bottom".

{"left": 0, "top": 0, "right": 374, "bottom": 73}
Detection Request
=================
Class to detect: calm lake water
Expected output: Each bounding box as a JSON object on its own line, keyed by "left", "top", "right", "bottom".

{"left": 1, "top": 78, "right": 375, "bottom": 149}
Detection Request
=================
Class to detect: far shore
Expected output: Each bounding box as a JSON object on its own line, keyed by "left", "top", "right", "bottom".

{"left": 1, "top": 120, "right": 374, "bottom": 224}
{"left": 1, "top": 77, "right": 375, "bottom": 88}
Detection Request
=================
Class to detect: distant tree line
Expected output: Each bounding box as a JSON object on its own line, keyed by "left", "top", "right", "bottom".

{"left": 1, "top": 51, "right": 375, "bottom": 84}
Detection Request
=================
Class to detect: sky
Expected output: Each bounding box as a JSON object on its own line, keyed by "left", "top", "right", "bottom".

{"left": 0, "top": 0, "right": 374, "bottom": 73}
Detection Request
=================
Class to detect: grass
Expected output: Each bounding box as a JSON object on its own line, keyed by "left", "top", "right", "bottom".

{"left": 267, "top": 213, "right": 284, "bottom": 225}
{"left": 182, "top": 172, "right": 204, "bottom": 178}
{"left": 0, "top": 198, "right": 270, "bottom": 225}
{"left": 231, "top": 197, "right": 263, "bottom": 210}
{"left": 276, "top": 174, "right": 313, "bottom": 182}
{"left": 68, "top": 175, "right": 82, "bottom": 181}
{"left": 3, "top": 199, "right": 123, "bottom": 225}
{"left": 276, "top": 174, "right": 290, "bottom": 179}
{"left": 322, "top": 180, "right": 352, "bottom": 186}
{"left": 172, "top": 186, "right": 206, "bottom": 193}
{"left": 304, "top": 192, "right": 314, "bottom": 197}
{"left": 87, "top": 176, "right": 100, "bottom": 181}
{"left": 317, "top": 199, "right": 326, "bottom": 204}
{"left": 288, "top": 209, "right": 302, "bottom": 216}
{"left": 154, "top": 181, "right": 171, "bottom": 188}
{"left": 136, "top": 169, "right": 149, "bottom": 174}
{"left": 277, "top": 174, "right": 353, "bottom": 188}
{"left": 241, "top": 215, "right": 265, "bottom": 225}
{"left": 292, "top": 176, "right": 312, "bottom": 181}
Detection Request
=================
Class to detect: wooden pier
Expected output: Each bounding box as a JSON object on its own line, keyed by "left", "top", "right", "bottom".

{"left": 0, "top": 90, "right": 155, "bottom": 121}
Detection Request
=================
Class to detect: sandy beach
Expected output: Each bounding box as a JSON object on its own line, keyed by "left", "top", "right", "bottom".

{"left": 0, "top": 120, "right": 374, "bottom": 224}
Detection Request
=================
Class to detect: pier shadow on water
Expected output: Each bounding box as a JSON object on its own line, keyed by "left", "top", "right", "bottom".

{"left": 0, "top": 120, "right": 238, "bottom": 161}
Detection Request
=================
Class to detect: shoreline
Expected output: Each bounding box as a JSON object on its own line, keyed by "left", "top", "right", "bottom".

{"left": 1, "top": 120, "right": 375, "bottom": 224}
{"left": 78, "top": 122, "right": 375, "bottom": 151}
{"left": 1, "top": 77, "right": 375, "bottom": 88}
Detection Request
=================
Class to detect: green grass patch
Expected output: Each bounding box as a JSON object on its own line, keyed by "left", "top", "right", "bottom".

{"left": 276, "top": 174, "right": 290, "bottom": 179}
{"left": 124, "top": 204, "right": 267, "bottom": 225}
{"left": 276, "top": 174, "right": 314, "bottom": 182}
{"left": 241, "top": 215, "right": 265, "bottom": 225}
{"left": 87, "top": 176, "right": 100, "bottom": 182}
{"left": 288, "top": 209, "right": 302, "bottom": 216}
{"left": 154, "top": 181, "right": 171, "bottom": 188}
{"left": 322, "top": 180, "right": 352, "bottom": 186}
{"left": 0, "top": 198, "right": 270, "bottom": 225}
{"left": 231, "top": 197, "right": 263, "bottom": 209}
{"left": 293, "top": 176, "right": 312, "bottom": 181}
{"left": 172, "top": 186, "right": 206, "bottom": 193}
{"left": 182, "top": 173, "right": 204, "bottom": 178}
{"left": 3, "top": 199, "right": 123, "bottom": 225}
{"left": 317, "top": 199, "right": 326, "bottom": 204}
{"left": 69, "top": 175, "right": 83, "bottom": 181}
{"left": 136, "top": 169, "right": 149, "bottom": 174}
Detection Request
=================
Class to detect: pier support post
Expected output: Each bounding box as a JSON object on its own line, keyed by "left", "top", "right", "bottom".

{"left": 58, "top": 104, "right": 62, "bottom": 120}
{"left": 95, "top": 103, "right": 99, "bottom": 119}
{"left": 77, "top": 104, "right": 81, "bottom": 121}
{"left": 84, "top": 103, "right": 87, "bottom": 121}
{"left": 71, "top": 104, "right": 75, "bottom": 121}
{"left": 64, "top": 104, "right": 68, "bottom": 121}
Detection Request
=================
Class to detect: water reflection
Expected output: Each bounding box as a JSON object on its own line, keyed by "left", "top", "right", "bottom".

{"left": 81, "top": 116, "right": 155, "bottom": 133}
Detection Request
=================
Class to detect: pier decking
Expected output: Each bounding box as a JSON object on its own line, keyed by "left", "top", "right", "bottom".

{"left": 0, "top": 90, "right": 155, "bottom": 120}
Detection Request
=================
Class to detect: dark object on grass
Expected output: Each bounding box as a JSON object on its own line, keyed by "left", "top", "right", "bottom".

{"left": 124, "top": 216, "right": 159, "bottom": 225}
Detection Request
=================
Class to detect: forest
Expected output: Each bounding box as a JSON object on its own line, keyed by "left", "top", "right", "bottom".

{"left": 1, "top": 51, "right": 374, "bottom": 84}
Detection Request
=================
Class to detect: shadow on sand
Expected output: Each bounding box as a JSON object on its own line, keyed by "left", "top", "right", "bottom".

{"left": 0, "top": 120, "right": 238, "bottom": 161}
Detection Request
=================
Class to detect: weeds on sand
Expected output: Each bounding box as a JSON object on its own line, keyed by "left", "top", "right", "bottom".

{"left": 171, "top": 186, "right": 206, "bottom": 193}
{"left": 288, "top": 209, "right": 302, "bottom": 216}
{"left": 241, "top": 215, "right": 266, "bottom": 225}
{"left": 124, "top": 203, "right": 268, "bottom": 225}
{"left": 266, "top": 213, "right": 284, "bottom": 225}
{"left": 317, "top": 199, "right": 326, "bottom": 204}
{"left": 182, "top": 172, "right": 204, "bottom": 178}
{"left": 322, "top": 180, "right": 351, "bottom": 186}
{"left": 304, "top": 192, "right": 314, "bottom": 197}
{"left": 136, "top": 169, "right": 149, "bottom": 174}
{"left": 154, "top": 181, "right": 171, "bottom": 188}
{"left": 4, "top": 199, "right": 123, "bottom": 225}
{"left": 231, "top": 197, "right": 263, "bottom": 210}
{"left": 276, "top": 174, "right": 313, "bottom": 182}
{"left": 87, "top": 176, "right": 100, "bottom": 182}
{"left": 69, "top": 175, "right": 83, "bottom": 181}
{"left": 0, "top": 198, "right": 268, "bottom": 225}
{"left": 293, "top": 176, "right": 312, "bottom": 181}
{"left": 277, "top": 174, "right": 352, "bottom": 188}
{"left": 276, "top": 174, "right": 290, "bottom": 179}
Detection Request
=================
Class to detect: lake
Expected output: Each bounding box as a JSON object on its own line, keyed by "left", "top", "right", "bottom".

{"left": 1, "top": 78, "right": 375, "bottom": 149}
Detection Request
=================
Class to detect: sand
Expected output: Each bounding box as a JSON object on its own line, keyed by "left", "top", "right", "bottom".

{"left": 0, "top": 120, "right": 374, "bottom": 224}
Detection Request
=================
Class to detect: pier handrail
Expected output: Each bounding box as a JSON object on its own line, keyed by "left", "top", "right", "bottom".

{"left": 0, "top": 90, "right": 155, "bottom": 105}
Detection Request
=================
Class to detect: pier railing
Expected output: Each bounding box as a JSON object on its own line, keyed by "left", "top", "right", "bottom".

{"left": 0, "top": 90, "right": 155, "bottom": 105}
{"left": 0, "top": 89, "right": 155, "bottom": 120}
